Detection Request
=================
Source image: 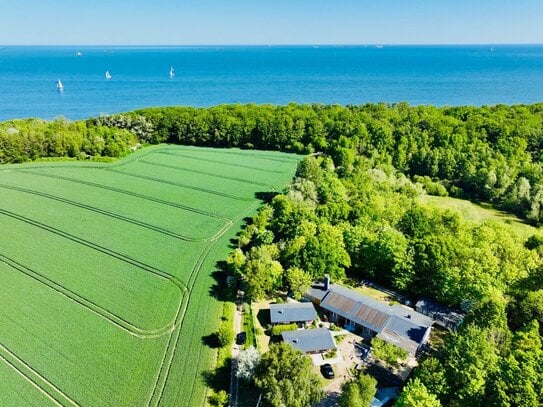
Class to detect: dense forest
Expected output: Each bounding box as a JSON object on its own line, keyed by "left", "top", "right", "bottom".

{"left": 0, "top": 117, "right": 138, "bottom": 162}
{"left": 2, "top": 103, "right": 543, "bottom": 405}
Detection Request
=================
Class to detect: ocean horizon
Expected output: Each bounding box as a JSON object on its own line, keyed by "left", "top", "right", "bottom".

{"left": 1, "top": 44, "right": 542, "bottom": 121}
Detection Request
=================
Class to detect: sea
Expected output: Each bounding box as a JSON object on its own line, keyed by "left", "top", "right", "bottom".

{"left": 0, "top": 45, "right": 542, "bottom": 121}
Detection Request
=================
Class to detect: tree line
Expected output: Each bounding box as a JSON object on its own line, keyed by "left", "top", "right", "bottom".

{"left": 4, "top": 103, "right": 543, "bottom": 224}
{"left": 127, "top": 102, "right": 543, "bottom": 224}
{"left": 0, "top": 117, "right": 139, "bottom": 162}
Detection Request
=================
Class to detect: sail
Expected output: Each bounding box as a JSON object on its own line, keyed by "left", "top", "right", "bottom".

{"left": 57, "top": 80, "right": 64, "bottom": 90}
{"left": 105, "top": 70, "right": 112, "bottom": 80}
{"left": 169, "top": 66, "right": 175, "bottom": 78}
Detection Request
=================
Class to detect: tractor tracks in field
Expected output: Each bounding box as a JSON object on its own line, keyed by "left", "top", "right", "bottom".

{"left": 0, "top": 147, "right": 292, "bottom": 406}
{"left": 146, "top": 199, "right": 263, "bottom": 407}
{"left": 137, "top": 158, "right": 276, "bottom": 189}
{"left": 0, "top": 253, "right": 183, "bottom": 339}
{"left": 17, "top": 169, "right": 231, "bottom": 222}
{"left": 0, "top": 342, "right": 79, "bottom": 407}
{"left": 155, "top": 150, "right": 292, "bottom": 174}
{"left": 105, "top": 168, "right": 254, "bottom": 202}
{"left": 0, "top": 183, "right": 230, "bottom": 243}
{"left": 161, "top": 146, "right": 300, "bottom": 164}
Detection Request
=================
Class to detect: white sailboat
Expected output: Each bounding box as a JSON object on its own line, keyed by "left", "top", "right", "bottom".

{"left": 56, "top": 79, "right": 64, "bottom": 91}
{"left": 76, "top": 51, "right": 82, "bottom": 57}
{"left": 169, "top": 66, "right": 175, "bottom": 78}
{"left": 105, "top": 70, "right": 112, "bottom": 80}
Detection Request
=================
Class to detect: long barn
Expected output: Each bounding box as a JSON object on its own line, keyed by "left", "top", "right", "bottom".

{"left": 307, "top": 283, "right": 433, "bottom": 356}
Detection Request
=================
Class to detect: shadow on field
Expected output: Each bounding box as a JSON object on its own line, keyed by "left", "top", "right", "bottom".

{"left": 200, "top": 190, "right": 280, "bottom": 397}
{"left": 255, "top": 191, "right": 277, "bottom": 203}
{"left": 202, "top": 357, "right": 232, "bottom": 392}
{"left": 201, "top": 333, "right": 221, "bottom": 349}
{"left": 226, "top": 190, "right": 276, "bottom": 248}
{"left": 208, "top": 261, "right": 235, "bottom": 302}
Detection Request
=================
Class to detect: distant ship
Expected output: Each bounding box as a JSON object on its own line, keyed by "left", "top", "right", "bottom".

{"left": 169, "top": 66, "right": 175, "bottom": 78}
{"left": 105, "top": 70, "right": 112, "bottom": 80}
{"left": 375, "top": 45, "right": 384, "bottom": 49}
{"left": 56, "top": 79, "right": 64, "bottom": 91}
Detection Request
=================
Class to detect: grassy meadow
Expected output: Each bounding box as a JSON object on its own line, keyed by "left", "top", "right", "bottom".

{"left": 0, "top": 145, "right": 300, "bottom": 406}
{"left": 420, "top": 195, "right": 541, "bottom": 238}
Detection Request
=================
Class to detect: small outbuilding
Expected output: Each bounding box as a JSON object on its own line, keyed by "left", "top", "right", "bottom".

{"left": 415, "top": 298, "right": 464, "bottom": 331}
{"left": 269, "top": 302, "right": 317, "bottom": 327}
{"left": 282, "top": 328, "right": 336, "bottom": 354}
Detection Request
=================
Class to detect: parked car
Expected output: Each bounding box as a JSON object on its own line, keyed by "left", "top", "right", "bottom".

{"left": 320, "top": 363, "right": 335, "bottom": 379}
{"left": 236, "top": 332, "right": 247, "bottom": 346}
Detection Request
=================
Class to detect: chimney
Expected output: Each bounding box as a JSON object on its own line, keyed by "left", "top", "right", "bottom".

{"left": 323, "top": 275, "right": 330, "bottom": 291}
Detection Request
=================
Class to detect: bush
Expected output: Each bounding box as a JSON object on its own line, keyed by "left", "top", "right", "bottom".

{"left": 271, "top": 323, "right": 298, "bottom": 336}
{"left": 237, "top": 347, "right": 260, "bottom": 381}
{"left": 208, "top": 390, "right": 229, "bottom": 407}
{"left": 335, "top": 334, "right": 347, "bottom": 344}
{"left": 217, "top": 325, "right": 234, "bottom": 348}
{"left": 242, "top": 304, "right": 256, "bottom": 349}
{"left": 92, "top": 114, "right": 155, "bottom": 143}
{"left": 414, "top": 175, "right": 448, "bottom": 197}
{"left": 329, "top": 323, "right": 341, "bottom": 331}
{"left": 371, "top": 337, "right": 409, "bottom": 367}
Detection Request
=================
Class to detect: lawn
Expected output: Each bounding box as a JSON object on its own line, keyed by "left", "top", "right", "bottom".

{"left": 0, "top": 145, "right": 301, "bottom": 406}
{"left": 419, "top": 195, "right": 541, "bottom": 238}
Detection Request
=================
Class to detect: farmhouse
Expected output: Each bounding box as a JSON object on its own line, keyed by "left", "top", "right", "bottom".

{"left": 281, "top": 328, "right": 336, "bottom": 354}
{"left": 415, "top": 298, "right": 464, "bottom": 331}
{"left": 269, "top": 302, "right": 317, "bottom": 327}
{"left": 307, "top": 283, "right": 433, "bottom": 356}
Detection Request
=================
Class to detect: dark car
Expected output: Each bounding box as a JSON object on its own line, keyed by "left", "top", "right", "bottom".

{"left": 320, "top": 363, "right": 335, "bottom": 379}
{"left": 236, "top": 332, "right": 247, "bottom": 346}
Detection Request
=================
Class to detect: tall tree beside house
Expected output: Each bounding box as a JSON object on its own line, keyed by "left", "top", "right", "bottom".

{"left": 285, "top": 266, "right": 312, "bottom": 300}
{"left": 253, "top": 343, "right": 324, "bottom": 407}
{"left": 235, "top": 244, "right": 283, "bottom": 300}
{"left": 236, "top": 347, "right": 260, "bottom": 382}
{"left": 439, "top": 325, "right": 499, "bottom": 406}
{"left": 394, "top": 378, "right": 442, "bottom": 407}
{"left": 339, "top": 373, "right": 377, "bottom": 407}
{"left": 295, "top": 222, "right": 351, "bottom": 280}
{"left": 485, "top": 321, "right": 543, "bottom": 407}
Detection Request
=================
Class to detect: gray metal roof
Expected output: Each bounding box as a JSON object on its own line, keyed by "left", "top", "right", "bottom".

{"left": 282, "top": 328, "right": 336, "bottom": 353}
{"left": 306, "top": 284, "right": 329, "bottom": 301}
{"left": 320, "top": 287, "right": 391, "bottom": 332}
{"left": 270, "top": 302, "right": 317, "bottom": 324}
{"left": 319, "top": 284, "right": 433, "bottom": 355}
{"left": 377, "top": 315, "right": 431, "bottom": 355}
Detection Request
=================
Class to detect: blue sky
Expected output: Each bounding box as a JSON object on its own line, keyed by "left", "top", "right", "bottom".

{"left": 1, "top": 0, "right": 542, "bottom": 45}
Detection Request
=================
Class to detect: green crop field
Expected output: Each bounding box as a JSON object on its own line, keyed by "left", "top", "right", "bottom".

{"left": 0, "top": 145, "right": 300, "bottom": 407}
